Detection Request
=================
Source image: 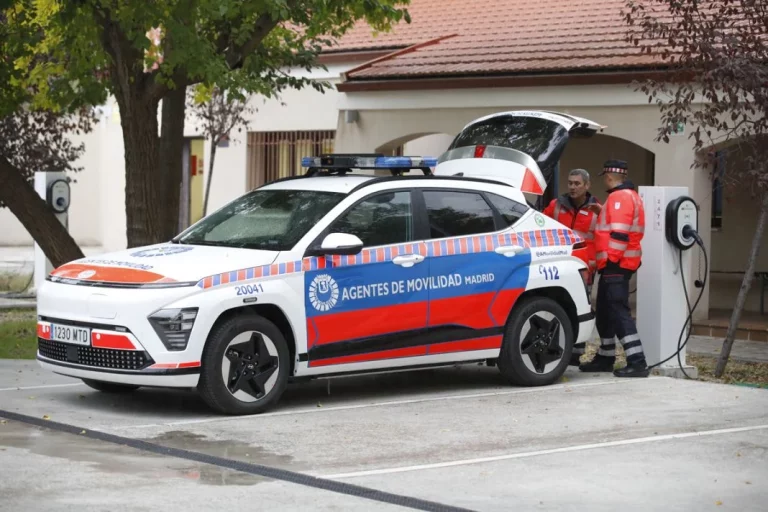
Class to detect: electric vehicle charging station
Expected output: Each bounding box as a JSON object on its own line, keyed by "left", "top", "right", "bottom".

{"left": 636, "top": 186, "right": 705, "bottom": 378}
{"left": 33, "top": 171, "right": 71, "bottom": 293}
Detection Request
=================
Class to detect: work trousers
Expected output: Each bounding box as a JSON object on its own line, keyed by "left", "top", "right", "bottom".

{"left": 594, "top": 271, "right": 647, "bottom": 365}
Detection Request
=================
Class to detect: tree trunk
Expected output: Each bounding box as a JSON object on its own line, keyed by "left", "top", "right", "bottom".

{"left": 203, "top": 137, "right": 218, "bottom": 216}
{"left": 159, "top": 86, "right": 186, "bottom": 238}
{"left": 0, "top": 156, "right": 84, "bottom": 267}
{"left": 716, "top": 191, "right": 768, "bottom": 377}
{"left": 115, "top": 93, "right": 165, "bottom": 248}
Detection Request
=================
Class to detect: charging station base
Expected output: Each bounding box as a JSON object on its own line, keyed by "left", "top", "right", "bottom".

{"left": 637, "top": 186, "right": 698, "bottom": 380}
{"left": 650, "top": 365, "right": 699, "bottom": 379}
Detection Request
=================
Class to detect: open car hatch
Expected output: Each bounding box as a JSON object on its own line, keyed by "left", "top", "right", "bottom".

{"left": 434, "top": 110, "right": 605, "bottom": 197}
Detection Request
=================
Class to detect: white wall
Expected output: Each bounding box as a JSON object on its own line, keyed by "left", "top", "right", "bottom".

{"left": 403, "top": 133, "right": 454, "bottom": 159}
{"left": 193, "top": 62, "right": 366, "bottom": 214}
{"left": 0, "top": 106, "right": 114, "bottom": 249}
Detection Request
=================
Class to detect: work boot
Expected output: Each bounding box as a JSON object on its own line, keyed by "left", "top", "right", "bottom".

{"left": 579, "top": 355, "right": 615, "bottom": 373}
{"left": 569, "top": 354, "right": 582, "bottom": 366}
{"left": 614, "top": 361, "right": 650, "bottom": 378}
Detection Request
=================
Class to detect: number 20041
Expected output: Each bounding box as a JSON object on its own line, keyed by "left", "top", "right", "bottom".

{"left": 236, "top": 284, "right": 264, "bottom": 295}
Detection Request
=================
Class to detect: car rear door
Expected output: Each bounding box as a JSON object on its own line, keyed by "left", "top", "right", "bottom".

{"left": 417, "top": 186, "right": 533, "bottom": 357}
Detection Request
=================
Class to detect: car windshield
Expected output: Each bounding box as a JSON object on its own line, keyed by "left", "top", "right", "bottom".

{"left": 448, "top": 115, "right": 568, "bottom": 167}
{"left": 173, "top": 189, "right": 345, "bottom": 251}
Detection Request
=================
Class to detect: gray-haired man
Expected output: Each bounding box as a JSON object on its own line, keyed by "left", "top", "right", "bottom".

{"left": 543, "top": 168, "right": 601, "bottom": 366}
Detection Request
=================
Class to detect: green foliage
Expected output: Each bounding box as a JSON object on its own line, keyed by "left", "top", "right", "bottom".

{"left": 10, "top": 0, "right": 411, "bottom": 106}
{"left": 1, "top": 0, "right": 107, "bottom": 115}
{"left": 0, "top": 309, "right": 37, "bottom": 360}
{"left": 1, "top": 1, "right": 99, "bottom": 207}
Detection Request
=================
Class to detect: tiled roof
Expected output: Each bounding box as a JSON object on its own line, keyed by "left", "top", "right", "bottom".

{"left": 337, "top": 0, "right": 663, "bottom": 80}
{"left": 323, "top": 0, "right": 452, "bottom": 52}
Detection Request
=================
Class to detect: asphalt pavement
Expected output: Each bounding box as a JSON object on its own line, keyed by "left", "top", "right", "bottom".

{"left": 1, "top": 359, "right": 767, "bottom": 511}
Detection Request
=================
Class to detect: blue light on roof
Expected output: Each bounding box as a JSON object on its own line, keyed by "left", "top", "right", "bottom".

{"left": 375, "top": 156, "right": 438, "bottom": 168}
{"left": 300, "top": 155, "right": 437, "bottom": 169}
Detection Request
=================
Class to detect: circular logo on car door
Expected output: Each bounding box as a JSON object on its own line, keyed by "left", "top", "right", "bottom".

{"left": 534, "top": 213, "right": 546, "bottom": 227}
{"left": 308, "top": 274, "right": 339, "bottom": 312}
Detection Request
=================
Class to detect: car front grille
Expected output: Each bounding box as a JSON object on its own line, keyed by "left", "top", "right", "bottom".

{"left": 38, "top": 338, "right": 154, "bottom": 371}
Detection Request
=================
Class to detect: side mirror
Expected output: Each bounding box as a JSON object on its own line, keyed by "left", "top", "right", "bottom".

{"left": 315, "top": 232, "right": 364, "bottom": 256}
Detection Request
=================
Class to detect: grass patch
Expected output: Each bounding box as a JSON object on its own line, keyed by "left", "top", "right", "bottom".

{"left": 688, "top": 354, "right": 768, "bottom": 388}
{"left": 0, "top": 309, "right": 37, "bottom": 359}
{"left": 0, "top": 271, "right": 32, "bottom": 293}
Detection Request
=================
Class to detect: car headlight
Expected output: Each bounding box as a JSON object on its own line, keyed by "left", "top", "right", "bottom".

{"left": 148, "top": 308, "right": 198, "bottom": 351}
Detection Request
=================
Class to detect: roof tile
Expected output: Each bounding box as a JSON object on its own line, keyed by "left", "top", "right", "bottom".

{"left": 337, "top": 0, "right": 663, "bottom": 79}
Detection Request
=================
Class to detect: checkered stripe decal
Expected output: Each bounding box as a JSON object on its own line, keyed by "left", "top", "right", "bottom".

{"left": 196, "top": 228, "right": 582, "bottom": 289}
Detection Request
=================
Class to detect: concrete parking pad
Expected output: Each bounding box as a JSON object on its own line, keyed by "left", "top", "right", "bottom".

{"left": 338, "top": 429, "right": 768, "bottom": 511}
{"left": 2, "top": 358, "right": 767, "bottom": 511}
{"left": 0, "top": 420, "right": 404, "bottom": 512}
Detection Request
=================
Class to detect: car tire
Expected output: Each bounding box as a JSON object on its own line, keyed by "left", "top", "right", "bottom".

{"left": 497, "top": 296, "right": 574, "bottom": 387}
{"left": 198, "top": 314, "right": 290, "bottom": 415}
{"left": 81, "top": 379, "right": 140, "bottom": 393}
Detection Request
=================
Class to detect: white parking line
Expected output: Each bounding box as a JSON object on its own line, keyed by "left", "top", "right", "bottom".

{"left": 322, "top": 423, "right": 768, "bottom": 480}
{"left": 108, "top": 377, "right": 658, "bottom": 431}
{"left": 0, "top": 382, "right": 84, "bottom": 392}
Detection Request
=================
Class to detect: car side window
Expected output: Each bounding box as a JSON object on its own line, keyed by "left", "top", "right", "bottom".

{"left": 486, "top": 193, "right": 529, "bottom": 227}
{"left": 423, "top": 190, "right": 496, "bottom": 239}
{"left": 330, "top": 190, "right": 413, "bottom": 247}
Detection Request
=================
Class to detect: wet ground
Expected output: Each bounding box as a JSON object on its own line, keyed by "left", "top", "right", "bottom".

{"left": 1, "top": 359, "right": 767, "bottom": 511}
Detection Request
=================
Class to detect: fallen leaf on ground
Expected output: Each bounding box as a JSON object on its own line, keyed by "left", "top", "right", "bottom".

{"left": 42, "top": 415, "right": 50, "bottom": 420}
{"left": 715, "top": 500, "right": 723, "bottom": 506}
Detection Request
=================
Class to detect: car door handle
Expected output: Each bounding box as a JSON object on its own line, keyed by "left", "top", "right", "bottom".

{"left": 393, "top": 254, "right": 425, "bottom": 267}
{"left": 495, "top": 245, "right": 525, "bottom": 257}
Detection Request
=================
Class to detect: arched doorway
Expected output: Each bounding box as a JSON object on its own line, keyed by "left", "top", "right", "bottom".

{"left": 375, "top": 132, "right": 455, "bottom": 159}
{"left": 556, "top": 133, "right": 656, "bottom": 310}
{"left": 557, "top": 133, "right": 655, "bottom": 206}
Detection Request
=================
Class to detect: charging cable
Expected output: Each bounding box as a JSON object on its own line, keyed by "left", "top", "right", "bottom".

{"left": 647, "top": 225, "right": 708, "bottom": 378}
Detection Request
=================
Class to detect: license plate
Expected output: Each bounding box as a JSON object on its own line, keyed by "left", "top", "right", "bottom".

{"left": 50, "top": 324, "right": 91, "bottom": 346}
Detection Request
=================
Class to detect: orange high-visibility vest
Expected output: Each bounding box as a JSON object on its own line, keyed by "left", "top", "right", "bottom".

{"left": 543, "top": 194, "right": 600, "bottom": 274}
{"left": 595, "top": 183, "right": 645, "bottom": 272}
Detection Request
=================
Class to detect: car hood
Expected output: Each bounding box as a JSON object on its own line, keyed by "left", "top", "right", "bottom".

{"left": 49, "top": 243, "right": 280, "bottom": 286}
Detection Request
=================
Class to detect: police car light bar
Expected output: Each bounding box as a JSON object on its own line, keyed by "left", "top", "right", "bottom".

{"left": 301, "top": 154, "right": 438, "bottom": 170}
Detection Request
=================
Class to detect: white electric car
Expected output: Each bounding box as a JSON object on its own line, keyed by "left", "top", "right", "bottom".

{"left": 36, "top": 110, "right": 601, "bottom": 415}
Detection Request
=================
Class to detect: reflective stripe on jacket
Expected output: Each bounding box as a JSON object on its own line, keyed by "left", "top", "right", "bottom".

{"left": 594, "top": 181, "right": 645, "bottom": 272}
{"left": 543, "top": 193, "right": 600, "bottom": 273}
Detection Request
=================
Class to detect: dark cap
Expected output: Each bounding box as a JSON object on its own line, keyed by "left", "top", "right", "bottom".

{"left": 600, "top": 159, "right": 628, "bottom": 176}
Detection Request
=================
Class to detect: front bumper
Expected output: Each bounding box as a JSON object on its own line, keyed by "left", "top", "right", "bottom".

{"left": 37, "top": 357, "right": 200, "bottom": 387}
{"left": 36, "top": 317, "right": 202, "bottom": 388}
{"left": 35, "top": 280, "right": 206, "bottom": 388}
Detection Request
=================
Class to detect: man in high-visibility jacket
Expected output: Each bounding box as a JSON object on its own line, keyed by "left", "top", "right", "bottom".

{"left": 579, "top": 159, "right": 649, "bottom": 378}
{"left": 543, "top": 168, "right": 601, "bottom": 366}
